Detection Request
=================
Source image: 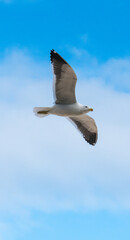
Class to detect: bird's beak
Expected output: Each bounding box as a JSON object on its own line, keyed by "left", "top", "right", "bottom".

{"left": 89, "top": 108, "right": 93, "bottom": 112}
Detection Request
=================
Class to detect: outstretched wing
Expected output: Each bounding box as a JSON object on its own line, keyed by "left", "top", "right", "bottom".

{"left": 50, "top": 50, "right": 77, "bottom": 104}
{"left": 68, "top": 114, "right": 98, "bottom": 145}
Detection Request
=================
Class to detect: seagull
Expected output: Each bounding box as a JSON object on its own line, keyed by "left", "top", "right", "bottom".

{"left": 34, "top": 50, "right": 98, "bottom": 145}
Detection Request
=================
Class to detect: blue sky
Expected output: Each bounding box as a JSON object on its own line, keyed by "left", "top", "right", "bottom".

{"left": 0, "top": 0, "right": 130, "bottom": 60}
{"left": 0, "top": 0, "right": 130, "bottom": 239}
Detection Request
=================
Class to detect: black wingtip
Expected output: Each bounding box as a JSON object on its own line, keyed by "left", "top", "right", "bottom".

{"left": 50, "top": 49, "right": 55, "bottom": 53}
{"left": 84, "top": 132, "right": 97, "bottom": 146}
{"left": 50, "top": 49, "right": 57, "bottom": 63}
{"left": 50, "top": 49, "right": 67, "bottom": 64}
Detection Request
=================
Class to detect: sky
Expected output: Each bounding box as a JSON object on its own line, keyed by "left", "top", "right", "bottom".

{"left": 0, "top": 0, "right": 130, "bottom": 239}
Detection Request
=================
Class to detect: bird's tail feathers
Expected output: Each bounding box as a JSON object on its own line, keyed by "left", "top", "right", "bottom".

{"left": 33, "top": 107, "right": 51, "bottom": 118}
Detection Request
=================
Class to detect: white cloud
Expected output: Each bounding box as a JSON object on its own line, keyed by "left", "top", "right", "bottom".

{"left": 0, "top": 49, "right": 130, "bottom": 218}
{"left": 67, "top": 46, "right": 130, "bottom": 92}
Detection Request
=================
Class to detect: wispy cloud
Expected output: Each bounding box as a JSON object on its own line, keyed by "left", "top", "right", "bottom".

{"left": 0, "top": 49, "right": 130, "bottom": 219}
{"left": 0, "top": 0, "right": 12, "bottom": 3}
{"left": 80, "top": 34, "right": 88, "bottom": 44}
{"left": 67, "top": 46, "right": 130, "bottom": 92}
{"left": 0, "top": 0, "right": 39, "bottom": 3}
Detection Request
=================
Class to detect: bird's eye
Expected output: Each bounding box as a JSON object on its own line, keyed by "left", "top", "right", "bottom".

{"left": 85, "top": 106, "right": 88, "bottom": 108}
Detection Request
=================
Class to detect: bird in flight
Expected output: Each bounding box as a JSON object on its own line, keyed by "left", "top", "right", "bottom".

{"left": 34, "top": 50, "right": 98, "bottom": 145}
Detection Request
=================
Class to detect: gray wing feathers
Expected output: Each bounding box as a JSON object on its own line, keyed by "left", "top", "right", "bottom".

{"left": 50, "top": 50, "right": 77, "bottom": 104}
{"left": 69, "top": 115, "right": 98, "bottom": 145}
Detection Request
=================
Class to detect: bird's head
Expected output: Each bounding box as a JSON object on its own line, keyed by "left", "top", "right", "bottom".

{"left": 83, "top": 106, "right": 93, "bottom": 113}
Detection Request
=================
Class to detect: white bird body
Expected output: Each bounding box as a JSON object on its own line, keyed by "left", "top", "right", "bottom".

{"left": 34, "top": 103, "right": 92, "bottom": 117}
{"left": 33, "top": 50, "right": 98, "bottom": 145}
{"left": 50, "top": 103, "right": 90, "bottom": 117}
